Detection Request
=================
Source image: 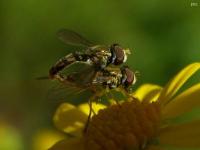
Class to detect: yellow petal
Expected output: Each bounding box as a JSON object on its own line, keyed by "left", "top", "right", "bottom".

{"left": 158, "top": 62, "right": 200, "bottom": 105}
{"left": 53, "top": 103, "right": 87, "bottom": 136}
{"left": 159, "top": 120, "right": 200, "bottom": 147}
{"left": 32, "top": 129, "right": 65, "bottom": 150}
{"left": 78, "top": 102, "right": 106, "bottom": 116}
{"left": 48, "top": 137, "right": 84, "bottom": 150}
{"left": 132, "top": 84, "right": 162, "bottom": 102}
{"left": 163, "top": 83, "right": 200, "bottom": 118}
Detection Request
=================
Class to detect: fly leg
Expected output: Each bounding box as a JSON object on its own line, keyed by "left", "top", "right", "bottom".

{"left": 119, "top": 87, "right": 138, "bottom": 102}
{"left": 109, "top": 90, "right": 120, "bottom": 105}
{"left": 83, "top": 89, "right": 103, "bottom": 133}
{"left": 83, "top": 98, "right": 93, "bottom": 133}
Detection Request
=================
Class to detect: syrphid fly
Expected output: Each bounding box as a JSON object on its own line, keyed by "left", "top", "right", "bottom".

{"left": 49, "top": 29, "right": 131, "bottom": 79}
{"left": 52, "top": 62, "right": 137, "bottom": 132}
{"left": 43, "top": 29, "right": 136, "bottom": 132}
{"left": 57, "top": 64, "right": 136, "bottom": 92}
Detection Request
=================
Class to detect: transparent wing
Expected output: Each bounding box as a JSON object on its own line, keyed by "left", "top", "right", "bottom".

{"left": 57, "top": 29, "right": 94, "bottom": 47}
{"left": 47, "top": 64, "right": 97, "bottom": 102}
{"left": 65, "top": 63, "right": 97, "bottom": 86}
{"left": 46, "top": 62, "right": 97, "bottom": 103}
{"left": 46, "top": 81, "right": 91, "bottom": 104}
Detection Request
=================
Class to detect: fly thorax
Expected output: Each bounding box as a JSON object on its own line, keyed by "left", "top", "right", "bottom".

{"left": 108, "top": 74, "right": 122, "bottom": 89}
{"left": 100, "top": 57, "right": 108, "bottom": 69}
{"left": 96, "top": 50, "right": 112, "bottom": 69}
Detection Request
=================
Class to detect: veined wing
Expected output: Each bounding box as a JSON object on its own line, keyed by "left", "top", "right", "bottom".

{"left": 57, "top": 29, "right": 94, "bottom": 47}
{"left": 47, "top": 63, "right": 96, "bottom": 103}
{"left": 46, "top": 80, "right": 91, "bottom": 104}
{"left": 65, "top": 62, "right": 97, "bottom": 86}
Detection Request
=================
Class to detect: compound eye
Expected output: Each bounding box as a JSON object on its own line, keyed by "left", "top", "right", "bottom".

{"left": 110, "top": 44, "right": 125, "bottom": 65}
{"left": 114, "top": 45, "right": 125, "bottom": 65}
{"left": 124, "top": 68, "right": 136, "bottom": 87}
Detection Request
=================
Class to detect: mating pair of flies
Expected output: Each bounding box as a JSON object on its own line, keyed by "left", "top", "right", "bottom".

{"left": 47, "top": 29, "right": 137, "bottom": 132}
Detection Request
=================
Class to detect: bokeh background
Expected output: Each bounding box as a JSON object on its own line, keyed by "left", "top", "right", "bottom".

{"left": 0, "top": 0, "right": 200, "bottom": 149}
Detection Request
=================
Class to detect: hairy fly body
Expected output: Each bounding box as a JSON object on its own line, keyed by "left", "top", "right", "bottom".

{"left": 49, "top": 29, "right": 130, "bottom": 79}
{"left": 45, "top": 29, "right": 136, "bottom": 133}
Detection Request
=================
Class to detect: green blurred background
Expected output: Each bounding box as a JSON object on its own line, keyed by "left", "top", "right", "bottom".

{"left": 0, "top": 0, "right": 200, "bottom": 149}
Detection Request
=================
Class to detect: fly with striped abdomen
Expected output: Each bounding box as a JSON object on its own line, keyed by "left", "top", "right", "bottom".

{"left": 49, "top": 29, "right": 131, "bottom": 80}
{"left": 45, "top": 29, "right": 136, "bottom": 133}
{"left": 53, "top": 62, "right": 137, "bottom": 132}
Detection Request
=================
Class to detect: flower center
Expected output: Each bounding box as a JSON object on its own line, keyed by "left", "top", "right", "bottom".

{"left": 84, "top": 99, "right": 161, "bottom": 150}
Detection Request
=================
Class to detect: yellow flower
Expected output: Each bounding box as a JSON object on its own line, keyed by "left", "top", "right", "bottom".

{"left": 49, "top": 62, "right": 200, "bottom": 150}
{"left": 32, "top": 128, "right": 65, "bottom": 150}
